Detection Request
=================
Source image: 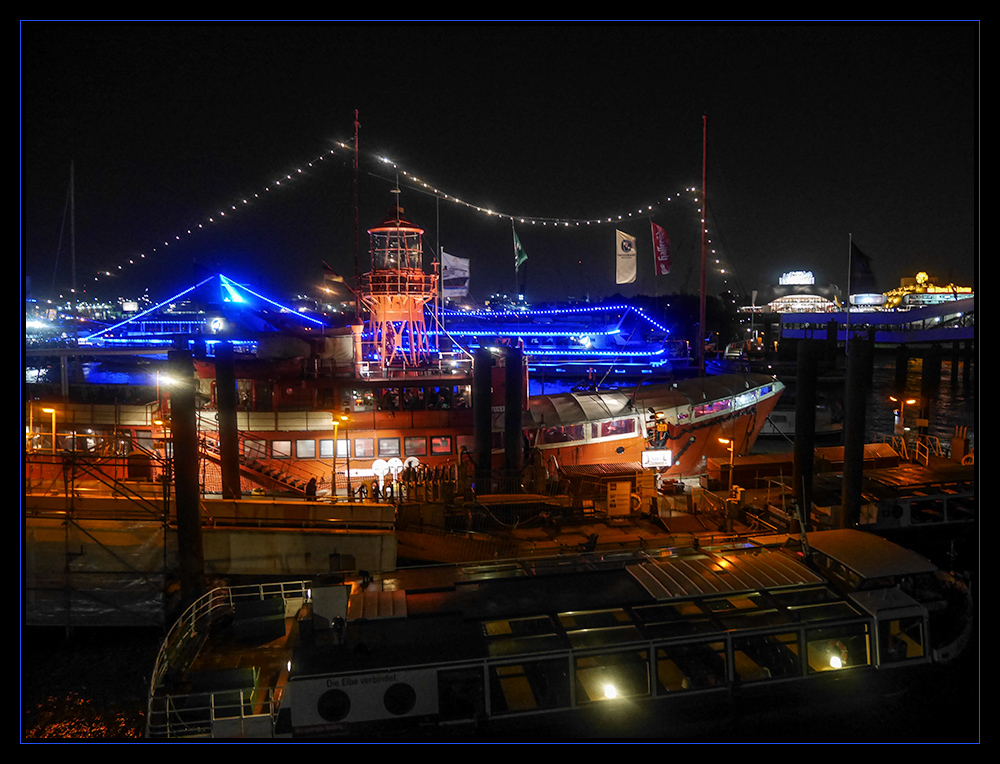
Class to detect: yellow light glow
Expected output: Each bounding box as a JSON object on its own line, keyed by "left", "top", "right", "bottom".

{"left": 603, "top": 684, "right": 617, "bottom": 699}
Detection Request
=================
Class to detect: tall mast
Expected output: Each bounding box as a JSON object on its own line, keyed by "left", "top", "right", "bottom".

{"left": 353, "top": 110, "right": 361, "bottom": 322}
{"left": 699, "top": 115, "right": 707, "bottom": 376}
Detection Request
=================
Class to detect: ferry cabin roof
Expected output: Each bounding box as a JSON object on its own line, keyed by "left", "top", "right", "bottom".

{"left": 289, "top": 530, "right": 923, "bottom": 682}
{"left": 525, "top": 373, "right": 780, "bottom": 430}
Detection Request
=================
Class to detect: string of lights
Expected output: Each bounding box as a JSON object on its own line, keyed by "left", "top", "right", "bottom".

{"left": 77, "top": 139, "right": 740, "bottom": 299}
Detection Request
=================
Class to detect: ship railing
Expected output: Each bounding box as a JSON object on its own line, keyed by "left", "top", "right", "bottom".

{"left": 146, "top": 685, "right": 279, "bottom": 739}
{"left": 913, "top": 434, "right": 945, "bottom": 466}
{"left": 148, "top": 580, "right": 311, "bottom": 737}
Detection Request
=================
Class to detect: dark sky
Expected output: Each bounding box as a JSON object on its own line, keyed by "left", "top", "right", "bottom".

{"left": 21, "top": 23, "right": 979, "bottom": 306}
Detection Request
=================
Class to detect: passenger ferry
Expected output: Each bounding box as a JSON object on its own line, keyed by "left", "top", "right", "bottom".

{"left": 145, "top": 529, "right": 971, "bottom": 739}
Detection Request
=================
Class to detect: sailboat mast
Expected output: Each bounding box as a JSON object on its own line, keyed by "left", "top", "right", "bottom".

{"left": 699, "top": 115, "right": 707, "bottom": 376}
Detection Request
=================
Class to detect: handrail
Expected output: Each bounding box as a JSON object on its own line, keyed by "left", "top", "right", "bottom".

{"left": 147, "top": 580, "right": 311, "bottom": 738}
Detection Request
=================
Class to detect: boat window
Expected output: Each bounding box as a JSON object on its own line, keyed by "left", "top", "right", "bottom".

{"left": 437, "top": 666, "right": 485, "bottom": 721}
{"left": 404, "top": 436, "right": 427, "bottom": 457}
{"left": 768, "top": 586, "right": 841, "bottom": 608}
{"left": 806, "top": 623, "right": 871, "bottom": 673}
{"left": 377, "top": 388, "right": 400, "bottom": 411}
{"left": 489, "top": 658, "right": 571, "bottom": 715}
{"left": 244, "top": 439, "right": 266, "bottom": 459}
{"left": 319, "top": 439, "right": 335, "bottom": 459}
{"left": 911, "top": 498, "right": 945, "bottom": 524}
{"left": 694, "top": 398, "right": 732, "bottom": 418}
{"left": 573, "top": 649, "right": 650, "bottom": 703}
{"left": 343, "top": 388, "right": 373, "bottom": 412}
{"left": 336, "top": 438, "right": 350, "bottom": 458}
{"left": 354, "top": 438, "right": 375, "bottom": 458}
{"left": 704, "top": 593, "right": 765, "bottom": 613}
{"left": 787, "top": 601, "right": 861, "bottom": 623}
{"left": 633, "top": 601, "right": 721, "bottom": 640}
{"left": 877, "top": 616, "right": 924, "bottom": 663}
{"left": 272, "top": 440, "right": 292, "bottom": 459}
{"left": 591, "top": 417, "right": 637, "bottom": 440}
{"left": 296, "top": 439, "right": 316, "bottom": 459}
{"left": 732, "top": 632, "right": 801, "bottom": 683}
{"left": 558, "top": 609, "right": 632, "bottom": 630}
{"left": 541, "top": 423, "right": 586, "bottom": 444}
{"left": 382, "top": 682, "right": 417, "bottom": 716}
{"left": 431, "top": 435, "right": 453, "bottom": 456}
{"left": 715, "top": 608, "right": 793, "bottom": 632}
{"left": 733, "top": 391, "right": 756, "bottom": 409}
{"left": 316, "top": 688, "right": 351, "bottom": 723}
{"left": 947, "top": 494, "right": 976, "bottom": 522}
{"left": 378, "top": 437, "right": 400, "bottom": 457}
{"left": 656, "top": 641, "right": 727, "bottom": 694}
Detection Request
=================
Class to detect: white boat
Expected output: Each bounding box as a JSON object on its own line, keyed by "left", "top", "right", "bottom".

{"left": 145, "top": 529, "right": 971, "bottom": 739}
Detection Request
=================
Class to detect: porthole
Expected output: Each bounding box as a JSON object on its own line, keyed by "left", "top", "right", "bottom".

{"left": 317, "top": 688, "right": 351, "bottom": 722}
{"left": 383, "top": 682, "right": 417, "bottom": 716}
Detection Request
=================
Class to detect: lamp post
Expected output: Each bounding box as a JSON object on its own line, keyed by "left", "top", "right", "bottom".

{"left": 889, "top": 396, "right": 918, "bottom": 436}
{"left": 718, "top": 436, "right": 735, "bottom": 494}
{"left": 340, "top": 413, "right": 352, "bottom": 501}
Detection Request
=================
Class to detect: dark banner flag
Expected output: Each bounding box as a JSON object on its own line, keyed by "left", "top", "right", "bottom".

{"left": 849, "top": 242, "right": 878, "bottom": 295}
{"left": 651, "top": 221, "right": 671, "bottom": 276}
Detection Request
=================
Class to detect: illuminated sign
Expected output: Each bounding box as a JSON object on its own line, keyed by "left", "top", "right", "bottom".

{"left": 779, "top": 271, "right": 815, "bottom": 285}
{"left": 642, "top": 450, "right": 673, "bottom": 468}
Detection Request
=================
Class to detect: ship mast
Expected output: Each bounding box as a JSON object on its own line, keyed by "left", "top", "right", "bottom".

{"left": 699, "top": 114, "right": 707, "bottom": 376}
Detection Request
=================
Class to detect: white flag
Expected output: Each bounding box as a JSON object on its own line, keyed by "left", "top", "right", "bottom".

{"left": 616, "top": 230, "right": 637, "bottom": 284}
{"left": 441, "top": 250, "right": 470, "bottom": 298}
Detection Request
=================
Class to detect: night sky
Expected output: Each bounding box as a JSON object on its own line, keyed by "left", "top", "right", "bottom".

{"left": 21, "top": 24, "right": 979, "bottom": 307}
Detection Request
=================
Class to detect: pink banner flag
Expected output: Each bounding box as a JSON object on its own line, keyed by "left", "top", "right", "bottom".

{"left": 651, "top": 222, "right": 671, "bottom": 276}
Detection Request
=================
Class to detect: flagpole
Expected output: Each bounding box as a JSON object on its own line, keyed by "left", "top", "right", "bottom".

{"left": 846, "top": 233, "right": 853, "bottom": 355}
{"left": 511, "top": 219, "right": 517, "bottom": 295}
{"left": 699, "top": 114, "right": 707, "bottom": 377}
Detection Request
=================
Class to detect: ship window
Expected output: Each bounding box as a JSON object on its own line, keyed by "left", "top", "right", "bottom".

{"left": 878, "top": 616, "right": 924, "bottom": 663}
{"left": 272, "top": 440, "right": 292, "bottom": 459}
{"left": 404, "top": 436, "right": 427, "bottom": 457}
{"left": 437, "top": 666, "right": 484, "bottom": 721}
{"left": 244, "top": 439, "right": 266, "bottom": 459}
{"left": 591, "top": 418, "right": 637, "bottom": 439}
{"left": 319, "top": 439, "right": 335, "bottom": 459}
{"left": 316, "top": 688, "right": 351, "bottom": 722}
{"left": 355, "top": 438, "right": 375, "bottom": 458}
{"left": 383, "top": 682, "right": 417, "bottom": 716}
{"left": 911, "top": 498, "right": 945, "bottom": 524}
{"left": 336, "top": 438, "right": 350, "bottom": 458}
{"left": 694, "top": 398, "right": 732, "bottom": 418}
{"left": 558, "top": 609, "right": 632, "bottom": 630}
{"left": 806, "top": 623, "right": 871, "bottom": 672}
{"left": 573, "top": 649, "right": 650, "bottom": 703}
{"left": 296, "top": 439, "right": 316, "bottom": 459}
{"left": 431, "top": 436, "right": 453, "bottom": 455}
{"left": 379, "top": 438, "right": 401, "bottom": 457}
{"left": 542, "top": 423, "right": 586, "bottom": 444}
{"left": 656, "top": 641, "right": 727, "bottom": 693}
{"left": 489, "top": 658, "right": 571, "bottom": 715}
{"left": 732, "top": 632, "right": 801, "bottom": 683}
{"left": 947, "top": 495, "right": 976, "bottom": 522}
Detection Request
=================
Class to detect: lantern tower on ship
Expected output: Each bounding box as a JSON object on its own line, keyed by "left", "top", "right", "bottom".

{"left": 360, "top": 204, "right": 439, "bottom": 368}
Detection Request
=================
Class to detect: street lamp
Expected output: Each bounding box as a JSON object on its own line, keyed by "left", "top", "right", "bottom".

{"left": 339, "top": 413, "right": 352, "bottom": 501}
{"left": 889, "top": 396, "right": 918, "bottom": 435}
{"left": 718, "top": 436, "right": 735, "bottom": 494}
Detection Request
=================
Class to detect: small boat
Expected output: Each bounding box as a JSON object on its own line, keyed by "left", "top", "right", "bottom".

{"left": 145, "top": 529, "right": 971, "bottom": 739}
